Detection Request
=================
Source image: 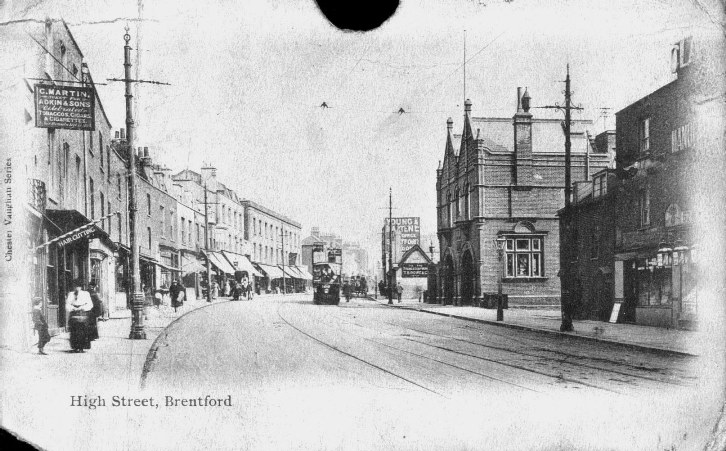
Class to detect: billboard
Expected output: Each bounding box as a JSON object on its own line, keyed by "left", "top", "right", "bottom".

{"left": 382, "top": 217, "right": 420, "bottom": 263}
{"left": 34, "top": 84, "right": 95, "bottom": 131}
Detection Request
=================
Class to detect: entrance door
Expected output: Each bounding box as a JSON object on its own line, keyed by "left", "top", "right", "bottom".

{"left": 443, "top": 255, "right": 455, "bottom": 305}
{"left": 622, "top": 259, "right": 638, "bottom": 323}
{"left": 461, "top": 251, "right": 475, "bottom": 305}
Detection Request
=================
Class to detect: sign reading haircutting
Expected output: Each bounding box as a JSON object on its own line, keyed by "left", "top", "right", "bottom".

{"left": 34, "top": 84, "right": 95, "bottom": 131}
{"left": 56, "top": 225, "right": 102, "bottom": 247}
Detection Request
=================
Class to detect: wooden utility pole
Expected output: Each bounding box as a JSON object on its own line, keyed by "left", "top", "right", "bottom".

{"left": 535, "top": 64, "right": 582, "bottom": 332}
{"left": 204, "top": 182, "right": 212, "bottom": 302}
{"left": 388, "top": 188, "right": 394, "bottom": 305}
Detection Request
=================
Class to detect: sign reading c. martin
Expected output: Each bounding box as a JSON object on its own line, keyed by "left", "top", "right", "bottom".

{"left": 34, "top": 85, "right": 95, "bottom": 131}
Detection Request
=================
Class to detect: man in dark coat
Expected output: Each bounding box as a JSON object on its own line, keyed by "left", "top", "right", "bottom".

{"left": 169, "top": 280, "right": 183, "bottom": 312}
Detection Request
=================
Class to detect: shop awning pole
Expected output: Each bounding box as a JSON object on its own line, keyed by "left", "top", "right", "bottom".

{"left": 33, "top": 211, "right": 120, "bottom": 252}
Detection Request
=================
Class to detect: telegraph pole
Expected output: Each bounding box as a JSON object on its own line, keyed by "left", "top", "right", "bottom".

{"left": 280, "top": 226, "right": 287, "bottom": 295}
{"left": 124, "top": 29, "right": 145, "bottom": 339}
{"left": 204, "top": 182, "right": 212, "bottom": 303}
{"left": 111, "top": 27, "right": 170, "bottom": 339}
{"left": 388, "top": 188, "right": 393, "bottom": 305}
{"left": 536, "top": 64, "right": 582, "bottom": 332}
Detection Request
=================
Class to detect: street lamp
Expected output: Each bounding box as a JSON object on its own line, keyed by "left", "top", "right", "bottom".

{"left": 493, "top": 236, "right": 507, "bottom": 321}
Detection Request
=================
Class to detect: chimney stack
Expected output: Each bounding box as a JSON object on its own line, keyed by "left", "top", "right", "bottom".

{"left": 120, "top": 128, "right": 126, "bottom": 140}
{"left": 115, "top": 130, "right": 120, "bottom": 139}
{"left": 464, "top": 99, "right": 472, "bottom": 115}
{"left": 513, "top": 87, "right": 533, "bottom": 186}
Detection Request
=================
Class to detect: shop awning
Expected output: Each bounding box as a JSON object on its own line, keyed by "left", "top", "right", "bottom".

{"left": 294, "top": 266, "right": 313, "bottom": 281}
{"left": 156, "top": 261, "right": 181, "bottom": 272}
{"left": 36, "top": 209, "right": 119, "bottom": 252}
{"left": 256, "top": 263, "right": 285, "bottom": 279}
{"left": 204, "top": 251, "right": 236, "bottom": 275}
{"left": 222, "top": 251, "right": 263, "bottom": 277}
{"left": 279, "top": 265, "right": 299, "bottom": 279}
{"left": 181, "top": 254, "right": 206, "bottom": 273}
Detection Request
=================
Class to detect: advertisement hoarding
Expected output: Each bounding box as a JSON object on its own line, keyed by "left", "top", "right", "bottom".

{"left": 34, "top": 84, "right": 95, "bottom": 131}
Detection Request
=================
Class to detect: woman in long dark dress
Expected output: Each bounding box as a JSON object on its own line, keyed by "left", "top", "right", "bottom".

{"left": 65, "top": 282, "right": 94, "bottom": 352}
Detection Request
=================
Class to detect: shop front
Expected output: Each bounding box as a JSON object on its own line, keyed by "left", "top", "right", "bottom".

{"left": 615, "top": 226, "right": 696, "bottom": 329}
{"left": 42, "top": 209, "right": 116, "bottom": 330}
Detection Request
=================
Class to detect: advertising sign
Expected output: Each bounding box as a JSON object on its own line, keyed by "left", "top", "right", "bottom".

{"left": 402, "top": 263, "right": 428, "bottom": 278}
{"left": 56, "top": 224, "right": 104, "bottom": 247}
{"left": 34, "top": 84, "right": 95, "bottom": 131}
{"left": 383, "top": 217, "right": 421, "bottom": 262}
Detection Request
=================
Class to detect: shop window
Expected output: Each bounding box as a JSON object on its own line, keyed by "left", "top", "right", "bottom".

{"left": 505, "top": 236, "right": 543, "bottom": 278}
{"left": 636, "top": 258, "right": 672, "bottom": 306}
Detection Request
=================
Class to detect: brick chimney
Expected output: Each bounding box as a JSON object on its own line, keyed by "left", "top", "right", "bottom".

{"left": 200, "top": 163, "right": 217, "bottom": 190}
{"left": 513, "top": 87, "right": 533, "bottom": 186}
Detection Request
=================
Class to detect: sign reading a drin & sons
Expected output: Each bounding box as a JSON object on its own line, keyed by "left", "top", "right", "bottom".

{"left": 34, "top": 84, "right": 95, "bottom": 131}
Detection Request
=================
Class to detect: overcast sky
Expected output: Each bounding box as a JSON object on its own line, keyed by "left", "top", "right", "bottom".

{"left": 10, "top": 0, "right": 722, "bottom": 264}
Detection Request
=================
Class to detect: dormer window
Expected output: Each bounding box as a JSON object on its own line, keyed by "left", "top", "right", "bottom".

{"left": 639, "top": 117, "right": 650, "bottom": 154}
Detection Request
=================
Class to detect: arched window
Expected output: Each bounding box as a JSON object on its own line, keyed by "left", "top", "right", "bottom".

{"left": 464, "top": 183, "right": 470, "bottom": 219}
{"left": 447, "top": 191, "right": 453, "bottom": 227}
{"left": 455, "top": 188, "right": 461, "bottom": 218}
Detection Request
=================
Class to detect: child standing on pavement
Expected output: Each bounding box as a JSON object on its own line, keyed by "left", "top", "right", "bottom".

{"left": 32, "top": 298, "right": 51, "bottom": 355}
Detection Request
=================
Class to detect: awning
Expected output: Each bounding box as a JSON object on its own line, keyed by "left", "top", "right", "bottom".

{"left": 204, "top": 251, "right": 236, "bottom": 275}
{"left": 294, "top": 266, "right": 313, "bottom": 281}
{"left": 37, "top": 209, "right": 118, "bottom": 252}
{"left": 181, "top": 254, "right": 206, "bottom": 273}
{"left": 256, "top": 263, "right": 285, "bottom": 279}
{"left": 157, "top": 261, "right": 181, "bottom": 272}
{"left": 278, "top": 265, "right": 298, "bottom": 279}
{"left": 222, "top": 251, "right": 263, "bottom": 277}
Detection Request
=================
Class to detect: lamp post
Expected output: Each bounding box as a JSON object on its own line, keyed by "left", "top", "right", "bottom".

{"left": 494, "top": 236, "right": 506, "bottom": 321}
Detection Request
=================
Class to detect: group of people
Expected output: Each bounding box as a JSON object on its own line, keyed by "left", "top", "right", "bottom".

{"left": 230, "top": 276, "right": 253, "bottom": 301}
{"left": 32, "top": 281, "right": 106, "bottom": 355}
{"left": 377, "top": 280, "right": 404, "bottom": 302}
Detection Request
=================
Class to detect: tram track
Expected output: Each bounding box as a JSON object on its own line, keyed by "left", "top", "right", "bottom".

{"left": 374, "top": 314, "right": 692, "bottom": 388}
{"left": 275, "top": 303, "right": 446, "bottom": 398}
{"left": 320, "top": 307, "right": 626, "bottom": 395}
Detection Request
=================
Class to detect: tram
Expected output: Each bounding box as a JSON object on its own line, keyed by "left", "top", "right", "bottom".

{"left": 312, "top": 244, "right": 342, "bottom": 305}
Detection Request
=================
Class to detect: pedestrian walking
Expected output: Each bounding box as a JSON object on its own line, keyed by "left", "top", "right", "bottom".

{"left": 378, "top": 280, "right": 386, "bottom": 297}
{"left": 212, "top": 281, "right": 219, "bottom": 299}
{"left": 32, "top": 298, "right": 51, "bottom": 355}
{"left": 396, "top": 282, "right": 403, "bottom": 303}
{"left": 65, "top": 281, "right": 93, "bottom": 353}
{"left": 232, "top": 281, "right": 241, "bottom": 301}
{"left": 224, "top": 280, "right": 231, "bottom": 297}
{"left": 88, "top": 284, "right": 103, "bottom": 341}
{"left": 243, "top": 276, "right": 253, "bottom": 300}
{"left": 170, "top": 280, "right": 184, "bottom": 313}
{"left": 343, "top": 280, "right": 352, "bottom": 303}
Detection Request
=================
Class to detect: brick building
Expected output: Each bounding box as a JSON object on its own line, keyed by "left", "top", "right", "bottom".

{"left": 435, "top": 90, "right": 612, "bottom": 306}
{"left": 560, "top": 36, "right": 725, "bottom": 328}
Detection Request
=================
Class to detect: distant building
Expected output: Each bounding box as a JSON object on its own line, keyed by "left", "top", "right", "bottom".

{"left": 436, "top": 90, "right": 613, "bottom": 307}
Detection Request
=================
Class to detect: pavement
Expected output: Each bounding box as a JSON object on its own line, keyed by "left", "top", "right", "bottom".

{"left": 369, "top": 296, "right": 705, "bottom": 356}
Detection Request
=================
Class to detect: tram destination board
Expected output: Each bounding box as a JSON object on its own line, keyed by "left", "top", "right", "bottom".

{"left": 34, "top": 84, "right": 95, "bottom": 131}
